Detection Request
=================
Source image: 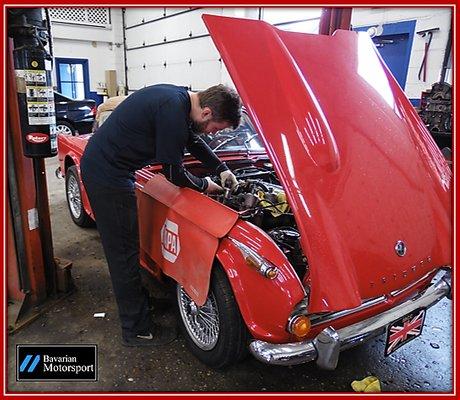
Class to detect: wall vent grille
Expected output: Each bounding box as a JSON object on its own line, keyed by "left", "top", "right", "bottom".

{"left": 48, "top": 7, "right": 110, "bottom": 27}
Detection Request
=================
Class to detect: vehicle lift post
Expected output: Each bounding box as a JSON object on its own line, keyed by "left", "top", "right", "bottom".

{"left": 319, "top": 7, "right": 352, "bottom": 35}
{"left": 7, "top": 8, "right": 73, "bottom": 332}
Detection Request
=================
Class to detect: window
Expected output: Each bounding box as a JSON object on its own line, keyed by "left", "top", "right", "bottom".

{"left": 55, "top": 58, "right": 89, "bottom": 100}
{"left": 262, "top": 8, "right": 322, "bottom": 34}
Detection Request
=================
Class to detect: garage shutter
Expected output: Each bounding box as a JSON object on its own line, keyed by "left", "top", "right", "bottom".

{"left": 124, "top": 8, "right": 224, "bottom": 91}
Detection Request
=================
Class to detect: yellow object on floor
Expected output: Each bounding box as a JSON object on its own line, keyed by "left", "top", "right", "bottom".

{"left": 351, "top": 376, "right": 381, "bottom": 392}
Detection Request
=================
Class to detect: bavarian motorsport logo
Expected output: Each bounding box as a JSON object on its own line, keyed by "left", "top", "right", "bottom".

{"left": 17, "top": 345, "right": 97, "bottom": 381}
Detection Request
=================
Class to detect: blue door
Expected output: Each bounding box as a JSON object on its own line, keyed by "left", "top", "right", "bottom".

{"left": 373, "top": 33, "right": 410, "bottom": 88}
{"left": 55, "top": 58, "right": 90, "bottom": 100}
{"left": 354, "top": 21, "right": 416, "bottom": 90}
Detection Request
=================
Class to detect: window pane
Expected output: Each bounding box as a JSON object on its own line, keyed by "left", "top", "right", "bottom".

{"left": 74, "top": 82, "right": 85, "bottom": 100}
{"left": 278, "top": 19, "right": 320, "bottom": 34}
{"left": 61, "top": 82, "right": 74, "bottom": 99}
{"left": 59, "top": 64, "right": 72, "bottom": 81}
{"left": 72, "top": 64, "right": 84, "bottom": 82}
{"left": 262, "top": 8, "right": 322, "bottom": 24}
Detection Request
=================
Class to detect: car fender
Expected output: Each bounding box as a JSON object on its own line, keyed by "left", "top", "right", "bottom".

{"left": 216, "top": 221, "right": 306, "bottom": 342}
{"left": 63, "top": 152, "right": 79, "bottom": 173}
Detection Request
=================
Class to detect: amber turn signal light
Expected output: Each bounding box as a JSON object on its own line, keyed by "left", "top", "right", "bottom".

{"left": 289, "top": 315, "right": 311, "bottom": 338}
{"left": 230, "top": 238, "right": 280, "bottom": 280}
{"left": 245, "top": 255, "right": 260, "bottom": 270}
{"left": 265, "top": 268, "right": 278, "bottom": 279}
{"left": 244, "top": 256, "right": 279, "bottom": 279}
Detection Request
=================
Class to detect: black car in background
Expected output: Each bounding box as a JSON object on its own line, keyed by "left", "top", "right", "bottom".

{"left": 54, "top": 92, "right": 96, "bottom": 135}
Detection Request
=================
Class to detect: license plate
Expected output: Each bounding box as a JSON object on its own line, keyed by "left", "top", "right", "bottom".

{"left": 384, "top": 308, "right": 426, "bottom": 356}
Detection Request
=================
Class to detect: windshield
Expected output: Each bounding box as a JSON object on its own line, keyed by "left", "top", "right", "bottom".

{"left": 202, "top": 112, "right": 265, "bottom": 152}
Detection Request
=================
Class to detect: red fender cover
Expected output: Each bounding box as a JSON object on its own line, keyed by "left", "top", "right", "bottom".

{"left": 137, "top": 175, "right": 239, "bottom": 305}
{"left": 203, "top": 15, "right": 451, "bottom": 312}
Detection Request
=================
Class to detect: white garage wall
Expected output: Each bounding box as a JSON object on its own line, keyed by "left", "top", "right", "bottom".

{"left": 352, "top": 7, "right": 452, "bottom": 100}
{"left": 49, "top": 7, "right": 451, "bottom": 104}
{"left": 50, "top": 8, "right": 125, "bottom": 101}
{"left": 124, "top": 7, "right": 327, "bottom": 91}
{"left": 124, "top": 7, "right": 259, "bottom": 91}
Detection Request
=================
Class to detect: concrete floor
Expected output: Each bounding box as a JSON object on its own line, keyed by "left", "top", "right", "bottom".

{"left": 8, "top": 156, "right": 453, "bottom": 393}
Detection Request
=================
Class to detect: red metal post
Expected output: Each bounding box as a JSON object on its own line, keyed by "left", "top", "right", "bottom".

{"left": 319, "top": 7, "right": 352, "bottom": 35}
{"left": 7, "top": 38, "right": 48, "bottom": 305}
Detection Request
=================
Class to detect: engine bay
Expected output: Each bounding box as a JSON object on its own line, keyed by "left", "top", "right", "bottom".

{"left": 207, "top": 163, "right": 308, "bottom": 278}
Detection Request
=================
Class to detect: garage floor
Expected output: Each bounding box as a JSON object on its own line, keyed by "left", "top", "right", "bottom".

{"left": 8, "top": 156, "right": 453, "bottom": 393}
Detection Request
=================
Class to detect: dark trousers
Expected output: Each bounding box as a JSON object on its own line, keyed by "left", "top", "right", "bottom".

{"left": 81, "top": 175, "right": 151, "bottom": 338}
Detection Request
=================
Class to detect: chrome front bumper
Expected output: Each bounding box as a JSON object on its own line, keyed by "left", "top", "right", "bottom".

{"left": 249, "top": 269, "right": 451, "bottom": 369}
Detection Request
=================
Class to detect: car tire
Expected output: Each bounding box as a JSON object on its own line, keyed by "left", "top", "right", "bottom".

{"left": 176, "top": 265, "right": 248, "bottom": 369}
{"left": 65, "top": 166, "right": 94, "bottom": 227}
{"left": 56, "top": 120, "right": 76, "bottom": 136}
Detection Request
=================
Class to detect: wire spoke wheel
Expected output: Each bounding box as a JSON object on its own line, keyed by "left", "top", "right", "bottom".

{"left": 65, "top": 166, "right": 94, "bottom": 227}
{"left": 177, "top": 285, "right": 220, "bottom": 351}
{"left": 175, "top": 266, "right": 248, "bottom": 369}
{"left": 67, "top": 174, "right": 82, "bottom": 219}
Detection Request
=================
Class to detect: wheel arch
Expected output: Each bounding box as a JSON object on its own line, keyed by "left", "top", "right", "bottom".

{"left": 215, "top": 222, "right": 306, "bottom": 343}
{"left": 64, "top": 154, "right": 76, "bottom": 173}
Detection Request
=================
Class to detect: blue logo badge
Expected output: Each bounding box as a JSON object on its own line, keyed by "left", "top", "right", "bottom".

{"left": 19, "top": 355, "right": 40, "bottom": 373}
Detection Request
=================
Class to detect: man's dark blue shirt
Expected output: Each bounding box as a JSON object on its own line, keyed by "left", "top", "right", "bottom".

{"left": 81, "top": 84, "right": 226, "bottom": 190}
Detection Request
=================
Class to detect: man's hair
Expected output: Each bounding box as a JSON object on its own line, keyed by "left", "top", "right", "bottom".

{"left": 197, "top": 84, "right": 242, "bottom": 129}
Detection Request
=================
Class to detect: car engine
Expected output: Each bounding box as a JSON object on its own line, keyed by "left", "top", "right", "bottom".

{"left": 208, "top": 165, "right": 308, "bottom": 277}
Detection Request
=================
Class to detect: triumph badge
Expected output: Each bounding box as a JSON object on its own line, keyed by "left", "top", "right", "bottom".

{"left": 395, "top": 241, "right": 407, "bottom": 257}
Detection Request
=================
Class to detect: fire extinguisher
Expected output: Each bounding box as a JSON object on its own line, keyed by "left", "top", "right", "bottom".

{"left": 8, "top": 8, "right": 57, "bottom": 158}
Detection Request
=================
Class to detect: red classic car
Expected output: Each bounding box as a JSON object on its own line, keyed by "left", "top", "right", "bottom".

{"left": 57, "top": 15, "right": 452, "bottom": 369}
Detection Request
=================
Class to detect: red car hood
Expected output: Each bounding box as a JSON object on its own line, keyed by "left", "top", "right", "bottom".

{"left": 203, "top": 15, "right": 451, "bottom": 313}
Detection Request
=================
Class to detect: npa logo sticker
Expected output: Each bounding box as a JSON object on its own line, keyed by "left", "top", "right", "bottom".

{"left": 26, "top": 133, "right": 49, "bottom": 144}
{"left": 161, "top": 218, "right": 181, "bottom": 263}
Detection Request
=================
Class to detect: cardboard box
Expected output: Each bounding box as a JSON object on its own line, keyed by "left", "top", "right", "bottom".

{"left": 105, "top": 70, "right": 117, "bottom": 98}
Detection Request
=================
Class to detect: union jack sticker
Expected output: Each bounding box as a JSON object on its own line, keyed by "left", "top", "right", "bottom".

{"left": 385, "top": 308, "right": 426, "bottom": 356}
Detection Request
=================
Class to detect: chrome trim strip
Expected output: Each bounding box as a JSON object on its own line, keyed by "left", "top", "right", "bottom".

{"left": 249, "top": 269, "right": 451, "bottom": 368}
{"left": 389, "top": 268, "right": 438, "bottom": 297}
{"left": 309, "top": 268, "right": 442, "bottom": 326}
{"left": 309, "top": 295, "right": 386, "bottom": 326}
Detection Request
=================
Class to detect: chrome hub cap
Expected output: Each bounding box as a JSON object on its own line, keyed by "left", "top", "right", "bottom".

{"left": 67, "top": 175, "right": 82, "bottom": 219}
{"left": 177, "top": 285, "right": 220, "bottom": 351}
{"left": 189, "top": 301, "right": 199, "bottom": 316}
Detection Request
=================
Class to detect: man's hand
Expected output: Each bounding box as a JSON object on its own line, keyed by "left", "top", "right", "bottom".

{"left": 220, "top": 170, "right": 238, "bottom": 189}
{"left": 204, "top": 177, "right": 224, "bottom": 194}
